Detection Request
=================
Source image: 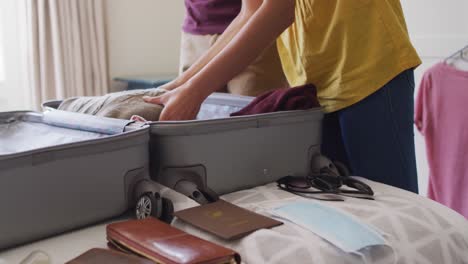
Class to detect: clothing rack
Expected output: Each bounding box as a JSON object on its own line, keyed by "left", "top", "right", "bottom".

{"left": 445, "top": 44, "right": 468, "bottom": 62}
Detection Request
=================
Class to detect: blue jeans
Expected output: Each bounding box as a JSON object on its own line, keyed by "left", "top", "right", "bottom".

{"left": 321, "top": 70, "right": 419, "bottom": 193}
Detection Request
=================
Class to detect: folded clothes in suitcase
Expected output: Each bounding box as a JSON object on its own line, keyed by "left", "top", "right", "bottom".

{"left": 0, "top": 110, "right": 151, "bottom": 250}
{"left": 44, "top": 92, "right": 324, "bottom": 204}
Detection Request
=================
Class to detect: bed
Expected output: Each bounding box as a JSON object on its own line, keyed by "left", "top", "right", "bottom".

{"left": 168, "top": 178, "right": 468, "bottom": 264}
{"left": 0, "top": 178, "right": 467, "bottom": 264}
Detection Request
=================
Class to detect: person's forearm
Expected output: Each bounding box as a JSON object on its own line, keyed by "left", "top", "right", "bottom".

{"left": 186, "top": 0, "right": 295, "bottom": 98}
{"left": 173, "top": 1, "right": 262, "bottom": 87}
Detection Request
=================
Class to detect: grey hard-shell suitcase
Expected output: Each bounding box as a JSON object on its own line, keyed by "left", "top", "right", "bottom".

{"left": 0, "top": 110, "right": 152, "bottom": 250}
{"left": 43, "top": 93, "right": 324, "bottom": 204}
{"left": 149, "top": 93, "right": 323, "bottom": 203}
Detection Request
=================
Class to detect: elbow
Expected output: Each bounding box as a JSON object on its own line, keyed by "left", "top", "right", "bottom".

{"left": 284, "top": 0, "right": 296, "bottom": 24}
{"left": 239, "top": 0, "right": 295, "bottom": 32}
{"left": 283, "top": 7, "right": 295, "bottom": 29}
{"left": 266, "top": 0, "right": 295, "bottom": 30}
{"left": 239, "top": 0, "right": 262, "bottom": 20}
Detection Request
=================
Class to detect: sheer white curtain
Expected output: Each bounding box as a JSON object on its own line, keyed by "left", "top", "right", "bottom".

{"left": 0, "top": 0, "right": 28, "bottom": 111}
{"left": 0, "top": 14, "right": 4, "bottom": 82}
{"left": 25, "top": 0, "right": 109, "bottom": 109}
{"left": 0, "top": 0, "right": 109, "bottom": 111}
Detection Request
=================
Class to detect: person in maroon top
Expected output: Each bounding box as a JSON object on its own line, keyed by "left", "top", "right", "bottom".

{"left": 182, "top": 0, "right": 240, "bottom": 35}
{"left": 177, "top": 0, "right": 287, "bottom": 96}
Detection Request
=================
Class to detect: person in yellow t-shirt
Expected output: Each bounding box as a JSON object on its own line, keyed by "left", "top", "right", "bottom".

{"left": 145, "top": 0, "right": 421, "bottom": 193}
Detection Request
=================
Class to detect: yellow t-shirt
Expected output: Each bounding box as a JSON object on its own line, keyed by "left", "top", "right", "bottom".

{"left": 277, "top": 0, "right": 422, "bottom": 113}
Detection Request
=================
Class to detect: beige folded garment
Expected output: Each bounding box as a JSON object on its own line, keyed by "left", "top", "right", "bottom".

{"left": 58, "top": 88, "right": 166, "bottom": 121}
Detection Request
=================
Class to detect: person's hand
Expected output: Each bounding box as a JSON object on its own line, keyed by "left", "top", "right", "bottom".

{"left": 143, "top": 86, "right": 206, "bottom": 121}
{"left": 157, "top": 79, "right": 179, "bottom": 91}
{"left": 130, "top": 115, "right": 147, "bottom": 122}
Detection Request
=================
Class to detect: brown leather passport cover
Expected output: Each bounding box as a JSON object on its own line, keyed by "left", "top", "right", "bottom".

{"left": 106, "top": 217, "right": 240, "bottom": 264}
{"left": 66, "top": 248, "right": 153, "bottom": 264}
{"left": 173, "top": 199, "right": 283, "bottom": 240}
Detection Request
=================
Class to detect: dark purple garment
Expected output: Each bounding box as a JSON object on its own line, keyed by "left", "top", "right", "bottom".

{"left": 230, "top": 84, "right": 320, "bottom": 117}
{"left": 183, "top": 0, "right": 241, "bottom": 35}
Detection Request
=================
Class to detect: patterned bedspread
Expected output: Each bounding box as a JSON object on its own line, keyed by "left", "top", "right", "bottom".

{"left": 164, "top": 178, "right": 468, "bottom": 264}
{"left": 1, "top": 178, "right": 466, "bottom": 264}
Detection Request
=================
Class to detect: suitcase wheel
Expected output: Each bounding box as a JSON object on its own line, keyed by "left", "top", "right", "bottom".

{"left": 159, "top": 197, "right": 174, "bottom": 224}
{"left": 135, "top": 192, "right": 162, "bottom": 220}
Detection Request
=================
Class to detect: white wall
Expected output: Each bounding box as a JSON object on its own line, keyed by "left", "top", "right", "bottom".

{"left": 401, "top": 0, "right": 468, "bottom": 195}
{"left": 0, "top": 10, "right": 4, "bottom": 82}
{"left": 105, "top": 0, "right": 184, "bottom": 80}
{"left": 0, "top": 8, "right": 5, "bottom": 109}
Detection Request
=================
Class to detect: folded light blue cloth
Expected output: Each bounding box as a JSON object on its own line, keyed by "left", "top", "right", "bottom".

{"left": 273, "top": 201, "right": 389, "bottom": 254}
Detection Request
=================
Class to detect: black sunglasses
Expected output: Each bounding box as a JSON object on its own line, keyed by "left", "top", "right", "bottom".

{"left": 277, "top": 174, "right": 374, "bottom": 200}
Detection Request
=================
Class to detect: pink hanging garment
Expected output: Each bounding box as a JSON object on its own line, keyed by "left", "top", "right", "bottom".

{"left": 415, "top": 62, "right": 468, "bottom": 218}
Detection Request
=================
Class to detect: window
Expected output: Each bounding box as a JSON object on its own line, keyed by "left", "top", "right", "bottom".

{"left": 0, "top": 11, "right": 5, "bottom": 82}
{"left": 0, "top": 1, "right": 31, "bottom": 111}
